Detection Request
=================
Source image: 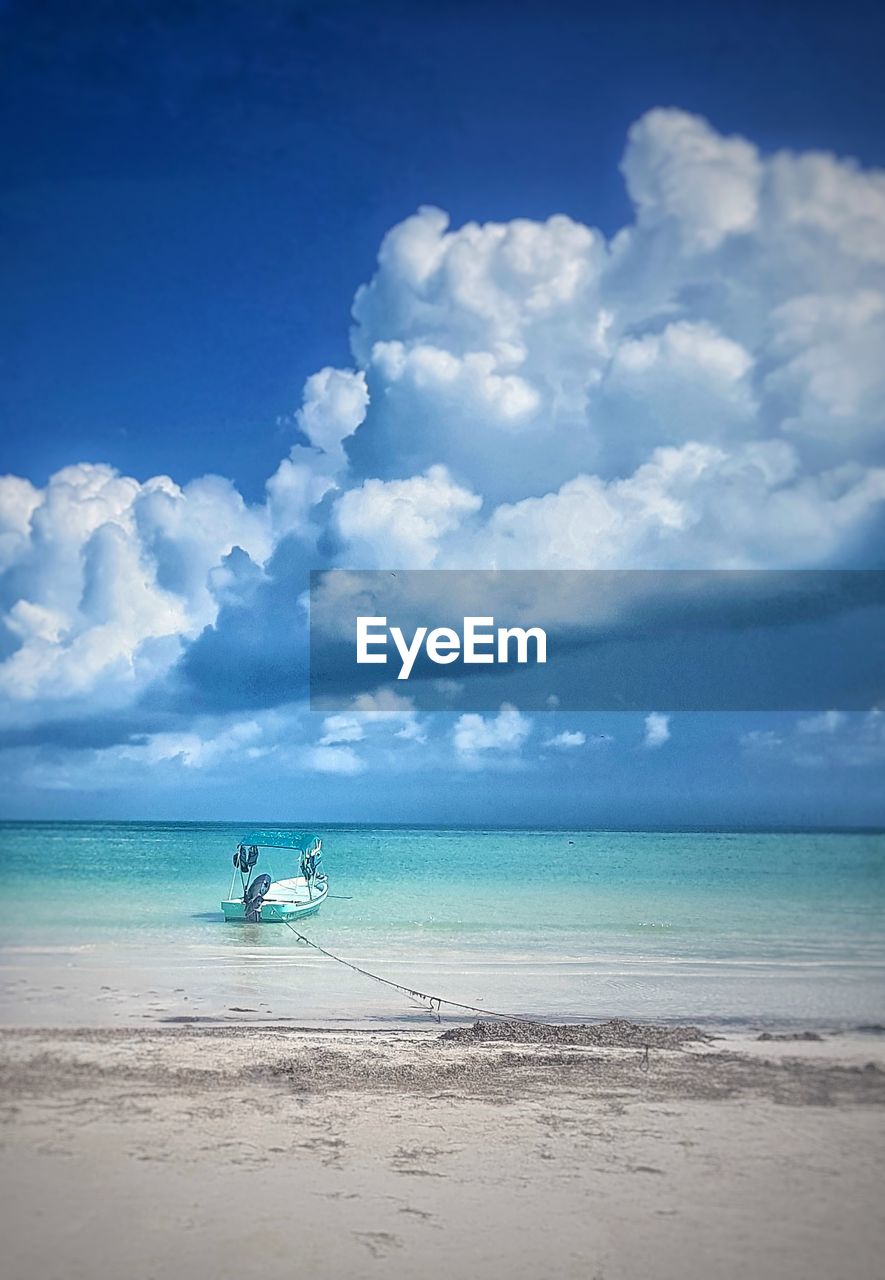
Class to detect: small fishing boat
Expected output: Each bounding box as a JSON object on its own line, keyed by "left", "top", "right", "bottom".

{"left": 221, "top": 831, "right": 328, "bottom": 923}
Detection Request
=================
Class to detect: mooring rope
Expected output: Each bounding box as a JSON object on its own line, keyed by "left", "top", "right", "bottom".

{"left": 264, "top": 907, "right": 653, "bottom": 1069}
{"left": 268, "top": 908, "right": 539, "bottom": 1025}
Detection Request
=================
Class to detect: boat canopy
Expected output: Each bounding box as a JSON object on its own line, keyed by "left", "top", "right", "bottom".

{"left": 238, "top": 830, "right": 322, "bottom": 853}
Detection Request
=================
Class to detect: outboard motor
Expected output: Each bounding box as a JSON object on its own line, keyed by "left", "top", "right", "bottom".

{"left": 243, "top": 872, "right": 271, "bottom": 922}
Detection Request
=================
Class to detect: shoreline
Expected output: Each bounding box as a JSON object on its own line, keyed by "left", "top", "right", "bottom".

{"left": 3, "top": 1010, "right": 885, "bottom": 1033}
{"left": 2, "top": 1021, "right": 884, "bottom": 1280}
{"left": 5, "top": 948, "right": 885, "bottom": 1033}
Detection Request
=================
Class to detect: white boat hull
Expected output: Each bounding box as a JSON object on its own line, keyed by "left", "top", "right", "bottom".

{"left": 221, "top": 876, "right": 328, "bottom": 923}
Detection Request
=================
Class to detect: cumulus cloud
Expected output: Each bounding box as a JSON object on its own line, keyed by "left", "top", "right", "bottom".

{"left": 643, "top": 712, "right": 671, "bottom": 749}
{"left": 621, "top": 107, "right": 762, "bottom": 251}
{"left": 3, "top": 106, "right": 885, "bottom": 755}
{"left": 296, "top": 368, "right": 369, "bottom": 457}
{"left": 265, "top": 366, "right": 368, "bottom": 540}
{"left": 0, "top": 366, "right": 362, "bottom": 723}
{"left": 338, "top": 107, "right": 885, "bottom": 557}
{"left": 333, "top": 437, "right": 884, "bottom": 572}
{"left": 453, "top": 703, "right": 531, "bottom": 758}
{"left": 0, "top": 464, "right": 272, "bottom": 717}
{"left": 333, "top": 465, "right": 481, "bottom": 568}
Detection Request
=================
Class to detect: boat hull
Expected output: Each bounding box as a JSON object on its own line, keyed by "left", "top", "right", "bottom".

{"left": 221, "top": 889, "right": 327, "bottom": 923}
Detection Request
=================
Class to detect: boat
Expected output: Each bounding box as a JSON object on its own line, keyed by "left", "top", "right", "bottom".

{"left": 221, "top": 831, "right": 328, "bottom": 923}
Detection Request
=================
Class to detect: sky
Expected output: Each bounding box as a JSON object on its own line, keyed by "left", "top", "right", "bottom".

{"left": 1, "top": 0, "right": 884, "bottom": 825}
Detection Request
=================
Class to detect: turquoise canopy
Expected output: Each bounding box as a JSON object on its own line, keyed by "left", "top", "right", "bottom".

{"left": 239, "top": 830, "right": 321, "bottom": 852}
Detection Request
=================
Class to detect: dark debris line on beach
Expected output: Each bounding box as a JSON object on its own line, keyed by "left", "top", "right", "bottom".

{"left": 439, "top": 1019, "right": 711, "bottom": 1048}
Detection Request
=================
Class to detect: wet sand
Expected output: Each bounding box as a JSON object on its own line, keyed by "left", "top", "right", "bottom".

{"left": 1, "top": 1022, "right": 884, "bottom": 1280}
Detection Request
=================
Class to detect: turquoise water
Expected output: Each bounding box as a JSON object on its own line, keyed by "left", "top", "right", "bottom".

{"left": 1, "top": 822, "right": 883, "bottom": 1028}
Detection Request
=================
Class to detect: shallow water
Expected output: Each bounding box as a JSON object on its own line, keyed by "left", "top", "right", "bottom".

{"left": 1, "top": 822, "right": 883, "bottom": 1028}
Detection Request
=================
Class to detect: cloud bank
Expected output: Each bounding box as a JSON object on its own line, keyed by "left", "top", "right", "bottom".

{"left": 2, "top": 108, "right": 884, "bottom": 790}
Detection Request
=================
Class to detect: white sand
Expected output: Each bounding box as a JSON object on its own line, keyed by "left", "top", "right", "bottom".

{"left": 1, "top": 1024, "right": 884, "bottom": 1280}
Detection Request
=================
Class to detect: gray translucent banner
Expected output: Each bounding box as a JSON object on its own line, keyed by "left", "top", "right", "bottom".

{"left": 309, "top": 569, "right": 885, "bottom": 712}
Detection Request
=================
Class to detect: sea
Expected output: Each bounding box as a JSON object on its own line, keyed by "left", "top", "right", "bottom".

{"left": 1, "top": 822, "right": 883, "bottom": 1030}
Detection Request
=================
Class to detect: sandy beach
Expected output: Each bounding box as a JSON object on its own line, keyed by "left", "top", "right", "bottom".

{"left": 2, "top": 1020, "right": 883, "bottom": 1280}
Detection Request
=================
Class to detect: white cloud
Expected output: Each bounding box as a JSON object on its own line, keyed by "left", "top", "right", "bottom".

{"left": 350, "top": 689, "right": 428, "bottom": 744}
{"left": 265, "top": 446, "right": 341, "bottom": 541}
{"left": 0, "top": 359, "right": 367, "bottom": 721}
{"left": 316, "top": 689, "right": 427, "bottom": 750}
{"left": 338, "top": 106, "right": 885, "bottom": 549}
{"left": 741, "top": 709, "right": 885, "bottom": 769}
{"left": 394, "top": 719, "right": 427, "bottom": 744}
{"left": 120, "top": 718, "right": 266, "bottom": 770}
{"left": 796, "top": 710, "right": 847, "bottom": 735}
{"left": 265, "top": 367, "right": 368, "bottom": 540}
{"left": 371, "top": 341, "right": 540, "bottom": 427}
{"left": 306, "top": 744, "right": 366, "bottom": 775}
{"left": 333, "top": 465, "right": 481, "bottom": 568}
{"left": 643, "top": 712, "right": 671, "bottom": 749}
{"left": 453, "top": 703, "right": 531, "bottom": 758}
{"left": 3, "top": 107, "right": 885, "bottom": 738}
{"left": 350, "top": 688, "right": 420, "bottom": 723}
{"left": 297, "top": 367, "right": 369, "bottom": 456}
{"left": 318, "top": 714, "right": 365, "bottom": 745}
{"left": 599, "top": 320, "right": 756, "bottom": 472}
{"left": 543, "top": 730, "right": 586, "bottom": 749}
{"left": 0, "top": 475, "right": 41, "bottom": 570}
{"left": 0, "top": 464, "right": 272, "bottom": 716}
{"left": 621, "top": 108, "right": 762, "bottom": 251}
{"left": 334, "top": 438, "right": 885, "bottom": 571}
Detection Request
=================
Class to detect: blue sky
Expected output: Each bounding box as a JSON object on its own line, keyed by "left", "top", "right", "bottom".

{"left": 1, "top": 0, "right": 884, "bottom": 824}
{"left": 5, "top": 0, "right": 885, "bottom": 492}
